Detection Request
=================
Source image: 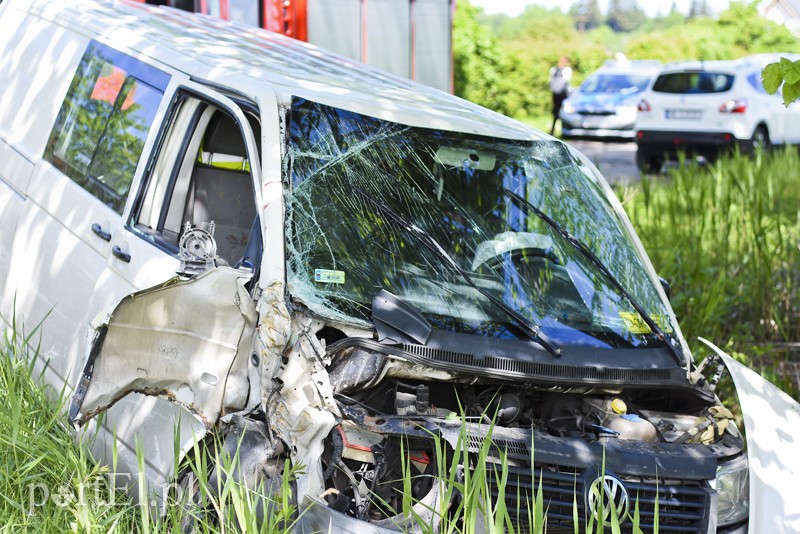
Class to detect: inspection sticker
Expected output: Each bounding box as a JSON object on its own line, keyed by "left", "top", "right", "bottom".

{"left": 314, "top": 269, "right": 345, "bottom": 284}
{"left": 619, "top": 312, "right": 652, "bottom": 334}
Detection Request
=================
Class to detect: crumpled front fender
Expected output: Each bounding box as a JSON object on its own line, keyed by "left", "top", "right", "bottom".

{"left": 69, "top": 267, "right": 257, "bottom": 429}
{"left": 701, "top": 338, "right": 800, "bottom": 533}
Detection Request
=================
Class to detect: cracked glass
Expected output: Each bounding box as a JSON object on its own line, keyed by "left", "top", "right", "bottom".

{"left": 285, "top": 98, "right": 674, "bottom": 348}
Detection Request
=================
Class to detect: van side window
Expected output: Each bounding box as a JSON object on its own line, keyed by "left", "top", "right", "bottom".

{"left": 133, "top": 94, "right": 261, "bottom": 267}
{"left": 44, "top": 41, "right": 170, "bottom": 214}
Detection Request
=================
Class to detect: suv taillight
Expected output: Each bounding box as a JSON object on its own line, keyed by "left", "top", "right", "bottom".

{"left": 638, "top": 99, "right": 651, "bottom": 112}
{"left": 719, "top": 98, "right": 747, "bottom": 113}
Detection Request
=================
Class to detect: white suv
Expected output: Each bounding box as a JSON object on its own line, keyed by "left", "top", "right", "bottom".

{"left": 635, "top": 54, "right": 800, "bottom": 173}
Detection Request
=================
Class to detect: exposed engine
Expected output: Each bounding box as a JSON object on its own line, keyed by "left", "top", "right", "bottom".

{"left": 311, "top": 330, "right": 742, "bottom": 528}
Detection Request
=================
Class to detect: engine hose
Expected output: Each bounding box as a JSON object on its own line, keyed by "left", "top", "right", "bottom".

{"left": 337, "top": 460, "right": 365, "bottom": 520}
{"left": 323, "top": 429, "right": 344, "bottom": 482}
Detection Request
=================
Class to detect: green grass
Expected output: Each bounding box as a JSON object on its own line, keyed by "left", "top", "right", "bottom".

{"left": 517, "top": 115, "right": 559, "bottom": 137}
{"left": 0, "top": 323, "right": 297, "bottom": 533}
{"left": 0, "top": 322, "right": 138, "bottom": 532}
{"left": 618, "top": 147, "right": 800, "bottom": 398}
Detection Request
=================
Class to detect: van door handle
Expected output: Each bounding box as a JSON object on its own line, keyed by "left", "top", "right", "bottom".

{"left": 112, "top": 245, "right": 131, "bottom": 263}
{"left": 91, "top": 223, "right": 111, "bottom": 242}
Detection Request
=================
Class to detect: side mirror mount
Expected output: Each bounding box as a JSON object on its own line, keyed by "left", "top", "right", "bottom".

{"left": 659, "top": 276, "right": 671, "bottom": 301}
{"left": 371, "top": 289, "right": 431, "bottom": 345}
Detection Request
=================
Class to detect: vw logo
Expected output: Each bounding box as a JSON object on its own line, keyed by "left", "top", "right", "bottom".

{"left": 588, "top": 474, "right": 630, "bottom": 526}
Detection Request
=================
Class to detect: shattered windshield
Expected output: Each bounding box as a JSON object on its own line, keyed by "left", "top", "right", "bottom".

{"left": 285, "top": 98, "right": 674, "bottom": 349}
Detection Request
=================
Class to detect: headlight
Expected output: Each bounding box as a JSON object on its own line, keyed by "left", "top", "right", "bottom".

{"left": 714, "top": 454, "right": 749, "bottom": 526}
{"left": 562, "top": 101, "right": 576, "bottom": 114}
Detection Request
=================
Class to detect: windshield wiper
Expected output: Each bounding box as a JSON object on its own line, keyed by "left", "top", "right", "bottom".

{"left": 503, "top": 188, "right": 686, "bottom": 367}
{"left": 352, "top": 186, "right": 563, "bottom": 358}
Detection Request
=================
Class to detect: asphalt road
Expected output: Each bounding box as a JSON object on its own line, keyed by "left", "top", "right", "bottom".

{"left": 565, "top": 139, "right": 640, "bottom": 185}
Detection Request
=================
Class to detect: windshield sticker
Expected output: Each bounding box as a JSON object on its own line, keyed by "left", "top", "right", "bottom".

{"left": 619, "top": 312, "right": 652, "bottom": 334}
{"left": 315, "top": 269, "right": 346, "bottom": 284}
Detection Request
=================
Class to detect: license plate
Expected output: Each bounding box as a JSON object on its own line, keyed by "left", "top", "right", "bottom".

{"left": 581, "top": 117, "right": 605, "bottom": 128}
{"left": 665, "top": 109, "right": 702, "bottom": 120}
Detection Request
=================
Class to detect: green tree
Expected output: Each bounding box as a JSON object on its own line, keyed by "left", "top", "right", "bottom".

{"left": 663, "top": 2, "right": 686, "bottom": 27}
{"left": 570, "top": 0, "right": 603, "bottom": 32}
{"left": 606, "top": 0, "right": 647, "bottom": 32}
{"left": 493, "top": 5, "right": 608, "bottom": 118}
{"left": 717, "top": 1, "right": 798, "bottom": 53}
{"left": 625, "top": 1, "right": 800, "bottom": 62}
{"left": 452, "top": 1, "right": 515, "bottom": 116}
{"left": 688, "top": 0, "right": 711, "bottom": 18}
{"left": 453, "top": 1, "right": 611, "bottom": 120}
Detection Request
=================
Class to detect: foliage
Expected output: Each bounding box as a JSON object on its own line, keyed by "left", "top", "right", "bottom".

{"left": 452, "top": 1, "right": 521, "bottom": 118}
{"left": 0, "top": 323, "right": 139, "bottom": 532}
{"left": 570, "top": 0, "right": 603, "bottom": 31}
{"left": 606, "top": 0, "right": 647, "bottom": 32}
{"left": 0, "top": 322, "right": 297, "bottom": 533}
{"left": 648, "top": 3, "right": 685, "bottom": 31}
{"left": 762, "top": 58, "right": 800, "bottom": 105}
{"left": 688, "top": 0, "right": 712, "bottom": 19}
{"left": 456, "top": 1, "right": 609, "bottom": 119}
{"left": 625, "top": 2, "right": 798, "bottom": 62}
{"left": 619, "top": 149, "right": 800, "bottom": 399}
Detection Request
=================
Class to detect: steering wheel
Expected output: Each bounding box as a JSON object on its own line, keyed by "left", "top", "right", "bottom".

{"left": 476, "top": 247, "right": 561, "bottom": 275}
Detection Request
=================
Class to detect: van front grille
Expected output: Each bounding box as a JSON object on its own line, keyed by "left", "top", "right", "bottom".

{"left": 483, "top": 465, "right": 709, "bottom": 533}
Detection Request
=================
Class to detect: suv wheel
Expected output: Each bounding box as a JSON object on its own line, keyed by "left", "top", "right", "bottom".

{"left": 636, "top": 150, "right": 664, "bottom": 174}
{"left": 749, "top": 126, "right": 770, "bottom": 153}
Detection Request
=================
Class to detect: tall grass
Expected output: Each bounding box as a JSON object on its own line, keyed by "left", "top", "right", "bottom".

{"left": 0, "top": 322, "right": 139, "bottom": 532}
{"left": 618, "top": 148, "right": 800, "bottom": 397}
{"left": 0, "top": 323, "right": 296, "bottom": 533}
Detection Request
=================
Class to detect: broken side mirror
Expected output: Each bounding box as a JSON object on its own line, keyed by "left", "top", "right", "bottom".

{"left": 371, "top": 289, "right": 431, "bottom": 345}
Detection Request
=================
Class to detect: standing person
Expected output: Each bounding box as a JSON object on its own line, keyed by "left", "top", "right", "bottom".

{"left": 549, "top": 56, "right": 572, "bottom": 136}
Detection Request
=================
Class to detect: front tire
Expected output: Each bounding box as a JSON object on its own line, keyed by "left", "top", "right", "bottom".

{"left": 749, "top": 126, "right": 770, "bottom": 154}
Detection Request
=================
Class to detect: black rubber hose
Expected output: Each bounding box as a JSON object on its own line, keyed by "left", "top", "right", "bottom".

{"left": 323, "top": 429, "right": 344, "bottom": 482}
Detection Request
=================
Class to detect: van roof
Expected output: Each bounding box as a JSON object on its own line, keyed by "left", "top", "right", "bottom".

{"left": 21, "top": 0, "right": 542, "bottom": 141}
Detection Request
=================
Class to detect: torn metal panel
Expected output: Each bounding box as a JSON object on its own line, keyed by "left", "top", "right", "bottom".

{"left": 70, "top": 267, "right": 257, "bottom": 428}
{"left": 703, "top": 339, "right": 800, "bottom": 534}
{"left": 260, "top": 309, "right": 339, "bottom": 498}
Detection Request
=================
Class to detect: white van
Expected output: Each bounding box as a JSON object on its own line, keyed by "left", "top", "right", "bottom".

{"left": 0, "top": 1, "right": 798, "bottom": 533}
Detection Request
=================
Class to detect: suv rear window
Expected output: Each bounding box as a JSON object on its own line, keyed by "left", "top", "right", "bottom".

{"left": 652, "top": 72, "right": 734, "bottom": 94}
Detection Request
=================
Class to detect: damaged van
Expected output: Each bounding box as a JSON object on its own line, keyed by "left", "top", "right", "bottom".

{"left": 1, "top": 1, "right": 799, "bottom": 532}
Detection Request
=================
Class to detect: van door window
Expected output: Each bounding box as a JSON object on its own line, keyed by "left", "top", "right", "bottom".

{"left": 132, "top": 93, "right": 261, "bottom": 268}
{"left": 44, "top": 41, "right": 170, "bottom": 214}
